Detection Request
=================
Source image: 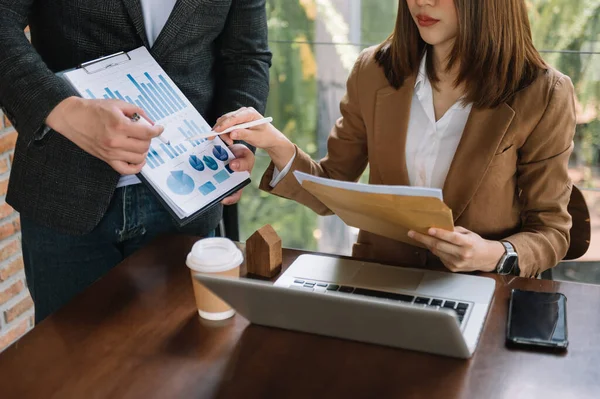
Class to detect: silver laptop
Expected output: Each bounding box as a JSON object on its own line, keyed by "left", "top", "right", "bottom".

{"left": 195, "top": 254, "right": 496, "bottom": 358}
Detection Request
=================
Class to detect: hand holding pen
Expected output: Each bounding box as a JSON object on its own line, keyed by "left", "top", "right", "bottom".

{"left": 185, "top": 117, "right": 273, "bottom": 142}
{"left": 130, "top": 112, "right": 170, "bottom": 145}
{"left": 211, "top": 107, "right": 295, "bottom": 172}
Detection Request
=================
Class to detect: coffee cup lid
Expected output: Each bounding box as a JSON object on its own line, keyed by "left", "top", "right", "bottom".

{"left": 186, "top": 238, "right": 243, "bottom": 272}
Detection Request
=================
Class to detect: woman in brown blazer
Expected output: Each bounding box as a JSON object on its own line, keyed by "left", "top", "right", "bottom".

{"left": 218, "top": 0, "right": 577, "bottom": 277}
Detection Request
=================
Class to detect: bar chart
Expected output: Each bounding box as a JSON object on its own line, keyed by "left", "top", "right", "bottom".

{"left": 177, "top": 119, "right": 207, "bottom": 147}
{"left": 146, "top": 145, "right": 166, "bottom": 169}
{"left": 85, "top": 72, "right": 186, "bottom": 123}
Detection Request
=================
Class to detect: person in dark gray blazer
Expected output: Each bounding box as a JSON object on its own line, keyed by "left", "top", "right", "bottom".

{"left": 0, "top": 0, "right": 271, "bottom": 323}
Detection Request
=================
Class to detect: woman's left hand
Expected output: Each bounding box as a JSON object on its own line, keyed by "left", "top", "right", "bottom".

{"left": 408, "top": 227, "right": 505, "bottom": 273}
{"left": 220, "top": 143, "right": 255, "bottom": 205}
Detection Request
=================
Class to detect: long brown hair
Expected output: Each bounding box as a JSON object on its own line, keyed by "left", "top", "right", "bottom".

{"left": 375, "top": 0, "right": 547, "bottom": 108}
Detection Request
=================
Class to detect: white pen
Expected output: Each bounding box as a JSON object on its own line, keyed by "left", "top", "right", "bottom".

{"left": 185, "top": 117, "right": 273, "bottom": 142}
{"left": 131, "top": 113, "right": 170, "bottom": 145}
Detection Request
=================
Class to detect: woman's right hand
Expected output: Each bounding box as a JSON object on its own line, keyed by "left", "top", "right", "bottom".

{"left": 213, "top": 107, "right": 296, "bottom": 170}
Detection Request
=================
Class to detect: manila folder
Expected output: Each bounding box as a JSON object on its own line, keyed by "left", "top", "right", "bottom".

{"left": 299, "top": 179, "right": 454, "bottom": 248}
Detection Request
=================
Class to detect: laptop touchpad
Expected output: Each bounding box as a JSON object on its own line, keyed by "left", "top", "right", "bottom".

{"left": 352, "top": 266, "right": 423, "bottom": 292}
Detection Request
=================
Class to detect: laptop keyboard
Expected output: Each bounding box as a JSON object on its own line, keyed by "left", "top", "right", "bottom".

{"left": 290, "top": 279, "right": 470, "bottom": 325}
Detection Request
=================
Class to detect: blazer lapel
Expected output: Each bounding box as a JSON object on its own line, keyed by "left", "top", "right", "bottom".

{"left": 373, "top": 75, "right": 416, "bottom": 186}
{"left": 442, "top": 104, "right": 515, "bottom": 221}
{"left": 121, "top": 0, "right": 150, "bottom": 48}
{"left": 150, "top": 0, "right": 203, "bottom": 56}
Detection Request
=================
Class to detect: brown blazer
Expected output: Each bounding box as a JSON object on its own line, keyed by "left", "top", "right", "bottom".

{"left": 259, "top": 46, "right": 578, "bottom": 277}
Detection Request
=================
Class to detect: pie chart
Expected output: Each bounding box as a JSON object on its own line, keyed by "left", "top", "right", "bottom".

{"left": 212, "top": 145, "right": 229, "bottom": 161}
{"left": 189, "top": 155, "right": 205, "bottom": 171}
{"left": 203, "top": 155, "right": 218, "bottom": 171}
{"left": 167, "top": 170, "right": 195, "bottom": 195}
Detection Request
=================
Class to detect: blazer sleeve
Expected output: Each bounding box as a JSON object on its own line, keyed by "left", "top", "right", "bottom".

{"left": 213, "top": 0, "right": 272, "bottom": 152}
{"left": 258, "top": 50, "right": 369, "bottom": 216}
{"left": 0, "top": 1, "right": 78, "bottom": 143}
{"left": 505, "top": 75, "right": 577, "bottom": 277}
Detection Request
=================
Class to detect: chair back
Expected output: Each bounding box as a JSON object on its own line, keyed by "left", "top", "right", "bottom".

{"left": 564, "top": 185, "right": 591, "bottom": 260}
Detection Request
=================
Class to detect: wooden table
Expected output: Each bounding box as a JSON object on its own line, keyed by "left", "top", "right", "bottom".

{"left": 0, "top": 235, "right": 599, "bottom": 399}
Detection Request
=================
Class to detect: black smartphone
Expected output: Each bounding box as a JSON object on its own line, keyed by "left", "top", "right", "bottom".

{"left": 506, "top": 289, "right": 568, "bottom": 350}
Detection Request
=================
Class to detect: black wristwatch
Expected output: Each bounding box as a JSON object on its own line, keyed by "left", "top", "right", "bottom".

{"left": 496, "top": 241, "right": 520, "bottom": 275}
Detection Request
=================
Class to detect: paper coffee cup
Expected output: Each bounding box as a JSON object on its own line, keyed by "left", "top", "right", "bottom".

{"left": 186, "top": 238, "right": 243, "bottom": 321}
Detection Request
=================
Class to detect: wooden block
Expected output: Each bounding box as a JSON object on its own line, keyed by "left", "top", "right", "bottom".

{"left": 246, "top": 224, "right": 282, "bottom": 278}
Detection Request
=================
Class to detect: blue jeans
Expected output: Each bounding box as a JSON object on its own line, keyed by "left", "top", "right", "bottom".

{"left": 21, "top": 184, "right": 217, "bottom": 323}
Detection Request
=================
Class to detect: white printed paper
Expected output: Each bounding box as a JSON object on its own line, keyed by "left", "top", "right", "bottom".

{"left": 63, "top": 47, "right": 250, "bottom": 219}
{"left": 293, "top": 171, "right": 443, "bottom": 200}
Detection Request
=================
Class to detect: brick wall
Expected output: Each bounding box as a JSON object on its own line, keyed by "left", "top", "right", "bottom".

{"left": 0, "top": 26, "right": 35, "bottom": 352}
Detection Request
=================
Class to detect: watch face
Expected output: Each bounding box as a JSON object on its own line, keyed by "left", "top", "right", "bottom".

{"left": 502, "top": 255, "right": 518, "bottom": 274}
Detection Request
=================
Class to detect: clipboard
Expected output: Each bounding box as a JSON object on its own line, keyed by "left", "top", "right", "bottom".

{"left": 136, "top": 172, "right": 250, "bottom": 227}
{"left": 295, "top": 173, "right": 454, "bottom": 248}
{"left": 57, "top": 47, "right": 252, "bottom": 226}
{"left": 56, "top": 51, "right": 132, "bottom": 78}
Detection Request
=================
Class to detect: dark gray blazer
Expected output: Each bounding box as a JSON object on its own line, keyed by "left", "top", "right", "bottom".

{"left": 0, "top": 0, "right": 271, "bottom": 235}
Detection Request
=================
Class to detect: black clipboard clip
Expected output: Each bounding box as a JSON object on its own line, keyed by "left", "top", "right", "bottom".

{"left": 79, "top": 51, "right": 132, "bottom": 74}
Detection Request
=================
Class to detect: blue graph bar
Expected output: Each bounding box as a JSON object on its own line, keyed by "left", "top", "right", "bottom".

{"left": 190, "top": 120, "right": 204, "bottom": 134}
{"left": 137, "top": 95, "right": 157, "bottom": 121}
{"left": 184, "top": 120, "right": 196, "bottom": 134}
{"left": 179, "top": 127, "right": 198, "bottom": 147}
{"left": 145, "top": 82, "right": 169, "bottom": 117}
{"left": 160, "top": 143, "right": 176, "bottom": 159}
{"left": 177, "top": 143, "right": 187, "bottom": 154}
{"left": 104, "top": 88, "right": 116, "bottom": 99}
{"left": 85, "top": 89, "right": 96, "bottom": 99}
{"left": 127, "top": 74, "right": 163, "bottom": 121}
{"left": 159, "top": 83, "right": 182, "bottom": 111}
{"left": 144, "top": 72, "right": 174, "bottom": 115}
{"left": 178, "top": 127, "right": 189, "bottom": 138}
{"left": 150, "top": 147, "right": 164, "bottom": 165}
{"left": 114, "top": 91, "right": 126, "bottom": 101}
{"left": 155, "top": 81, "right": 178, "bottom": 112}
{"left": 125, "top": 96, "right": 135, "bottom": 105}
{"left": 159, "top": 75, "right": 186, "bottom": 109}
{"left": 146, "top": 152, "right": 158, "bottom": 169}
{"left": 103, "top": 94, "right": 110, "bottom": 99}
{"left": 140, "top": 83, "right": 165, "bottom": 119}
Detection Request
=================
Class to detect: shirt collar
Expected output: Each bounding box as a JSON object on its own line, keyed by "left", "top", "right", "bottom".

{"left": 415, "top": 52, "right": 472, "bottom": 112}
{"left": 414, "top": 52, "right": 428, "bottom": 94}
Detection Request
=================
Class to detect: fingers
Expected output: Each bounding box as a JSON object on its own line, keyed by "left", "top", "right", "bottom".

{"left": 110, "top": 160, "right": 145, "bottom": 175}
{"left": 217, "top": 133, "right": 234, "bottom": 146}
{"left": 106, "top": 102, "right": 163, "bottom": 140}
{"left": 137, "top": 109, "right": 154, "bottom": 125}
{"left": 124, "top": 120, "right": 164, "bottom": 140}
{"left": 454, "top": 226, "right": 471, "bottom": 234}
{"left": 221, "top": 189, "right": 243, "bottom": 206}
{"left": 213, "top": 107, "right": 261, "bottom": 132}
{"left": 227, "top": 144, "right": 255, "bottom": 173}
{"left": 427, "top": 228, "right": 469, "bottom": 246}
{"left": 228, "top": 143, "right": 253, "bottom": 157}
{"left": 116, "top": 137, "right": 154, "bottom": 154}
{"left": 409, "top": 231, "right": 461, "bottom": 257}
{"left": 228, "top": 128, "right": 257, "bottom": 145}
{"left": 109, "top": 150, "right": 149, "bottom": 165}
{"left": 214, "top": 110, "right": 238, "bottom": 128}
{"left": 115, "top": 100, "right": 147, "bottom": 119}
